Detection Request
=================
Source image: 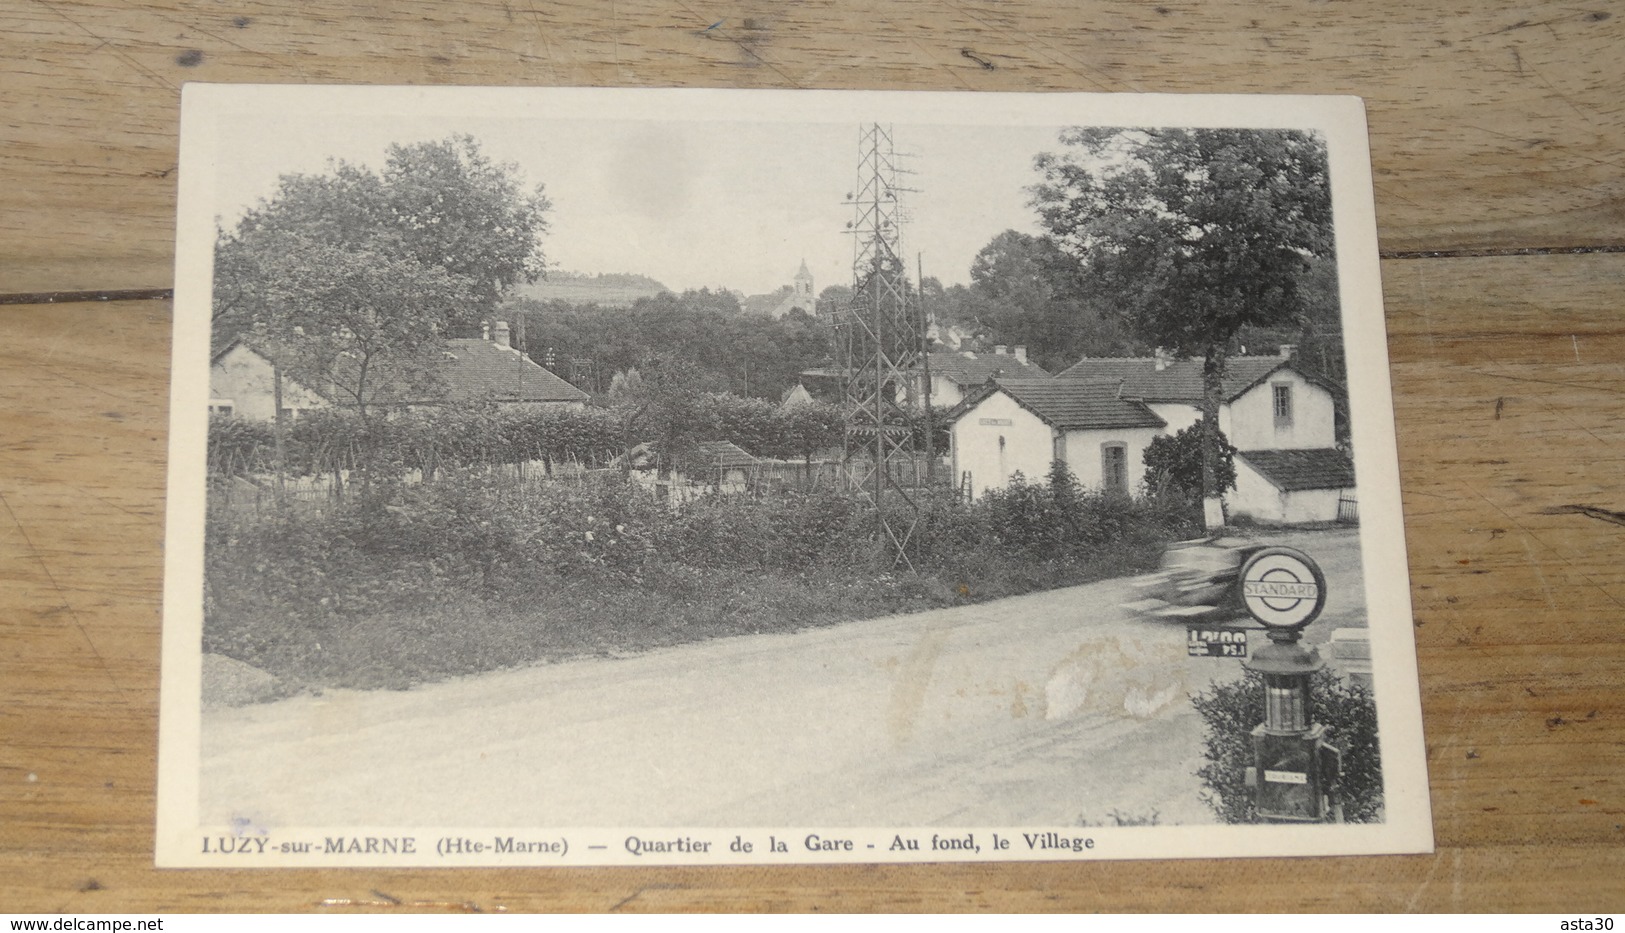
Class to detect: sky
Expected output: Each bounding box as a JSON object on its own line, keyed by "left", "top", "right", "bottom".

{"left": 211, "top": 111, "right": 1074, "bottom": 297}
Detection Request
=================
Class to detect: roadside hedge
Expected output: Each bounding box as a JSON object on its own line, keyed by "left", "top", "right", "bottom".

{"left": 204, "top": 460, "right": 1200, "bottom": 690}
{"left": 205, "top": 394, "right": 847, "bottom": 484}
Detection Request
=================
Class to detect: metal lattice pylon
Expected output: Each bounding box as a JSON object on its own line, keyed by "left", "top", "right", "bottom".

{"left": 834, "top": 124, "right": 930, "bottom": 568}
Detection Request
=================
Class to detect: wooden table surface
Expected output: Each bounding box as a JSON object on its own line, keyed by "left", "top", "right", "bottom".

{"left": 3, "top": 0, "right": 1621, "bottom": 913}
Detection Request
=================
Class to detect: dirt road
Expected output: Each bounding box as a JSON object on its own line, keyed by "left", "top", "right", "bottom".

{"left": 201, "top": 528, "right": 1364, "bottom": 828}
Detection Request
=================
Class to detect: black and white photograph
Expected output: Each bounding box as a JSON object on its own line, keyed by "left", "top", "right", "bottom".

{"left": 157, "top": 86, "right": 1430, "bottom": 866}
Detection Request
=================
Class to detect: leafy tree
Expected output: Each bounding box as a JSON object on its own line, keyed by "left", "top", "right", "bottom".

{"left": 1031, "top": 128, "right": 1334, "bottom": 523}
{"left": 213, "top": 135, "right": 551, "bottom": 488}
{"left": 700, "top": 393, "right": 779, "bottom": 457}
{"left": 968, "top": 230, "right": 1140, "bottom": 370}
{"left": 923, "top": 234, "right": 1141, "bottom": 369}
{"left": 816, "top": 283, "right": 854, "bottom": 315}
{"left": 607, "top": 358, "right": 724, "bottom": 487}
{"left": 1143, "top": 423, "right": 1237, "bottom": 501}
{"left": 232, "top": 234, "right": 472, "bottom": 417}
{"left": 378, "top": 136, "right": 551, "bottom": 326}
{"left": 217, "top": 135, "right": 551, "bottom": 339}
{"left": 775, "top": 400, "right": 844, "bottom": 468}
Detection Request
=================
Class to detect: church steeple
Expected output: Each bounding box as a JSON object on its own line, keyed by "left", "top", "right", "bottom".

{"left": 794, "top": 258, "right": 813, "bottom": 296}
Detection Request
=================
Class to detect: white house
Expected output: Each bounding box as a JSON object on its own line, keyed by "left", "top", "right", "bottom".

{"left": 1057, "top": 348, "right": 1335, "bottom": 449}
{"left": 1231, "top": 448, "right": 1357, "bottom": 524}
{"left": 208, "top": 321, "right": 589, "bottom": 420}
{"left": 1056, "top": 347, "right": 1354, "bottom": 523}
{"left": 945, "top": 378, "right": 1166, "bottom": 500}
{"left": 209, "top": 341, "right": 330, "bottom": 421}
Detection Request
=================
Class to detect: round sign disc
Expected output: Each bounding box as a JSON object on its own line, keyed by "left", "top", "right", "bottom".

{"left": 1237, "top": 546, "right": 1328, "bottom": 630}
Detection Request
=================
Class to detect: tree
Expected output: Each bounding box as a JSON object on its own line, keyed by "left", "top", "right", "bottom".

{"left": 215, "top": 134, "right": 551, "bottom": 346}
{"left": 816, "top": 283, "right": 854, "bottom": 315}
{"left": 1031, "top": 128, "right": 1334, "bottom": 526}
{"left": 378, "top": 136, "right": 551, "bottom": 327}
{"left": 214, "top": 135, "right": 548, "bottom": 491}
{"left": 607, "top": 358, "right": 723, "bottom": 490}
{"left": 775, "top": 400, "right": 844, "bottom": 472}
{"left": 963, "top": 230, "right": 1142, "bottom": 370}
{"left": 1143, "top": 423, "right": 1237, "bottom": 502}
{"left": 233, "top": 233, "right": 473, "bottom": 417}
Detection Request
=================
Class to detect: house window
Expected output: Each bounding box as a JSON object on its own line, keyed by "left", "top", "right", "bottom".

{"left": 210, "top": 404, "right": 233, "bottom": 416}
{"left": 1101, "top": 442, "right": 1128, "bottom": 496}
{"left": 1273, "top": 383, "right": 1293, "bottom": 429}
{"left": 1052, "top": 433, "right": 1066, "bottom": 465}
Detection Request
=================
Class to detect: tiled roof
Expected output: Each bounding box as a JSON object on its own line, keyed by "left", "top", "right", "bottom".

{"left": 953, "top": 378, "right": 1165, "bottom": 431}
{"left": 926, "top": 351, "right": 1051, "bottom": 385}
{"left": 694, "top": 440, "right": 759, "bottom": 468}
{"left": 213, "top": 334, "right": 588, "bottom": 405}
{"left": 1055, "top": 356, "right": 1295, "bottom": 403}
{"left": 440, "top": 339, "right": 589, "bottom": 404}
{"left": 1237, "top": 448, "right": 1356, "bottom": 491}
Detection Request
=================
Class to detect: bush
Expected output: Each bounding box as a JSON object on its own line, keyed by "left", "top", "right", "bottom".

{"left": 207, "top": 415, "right": 275, "bottom": 477}
{"left": 1191, "top": 667, "right": 1383, "bottom": 824}
{"left": 1143, "top": 422, "right": 1236, "bottom": 500}
{"left": 204, "top": 461, "right": 1200, "bottom": 692}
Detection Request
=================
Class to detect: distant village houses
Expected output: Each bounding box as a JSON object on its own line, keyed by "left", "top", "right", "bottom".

{"left": 208, "top": 320, "right": 589, "bottom": 420}
{"left": 899, "top": 345, "right": 1051, "bottom": 408}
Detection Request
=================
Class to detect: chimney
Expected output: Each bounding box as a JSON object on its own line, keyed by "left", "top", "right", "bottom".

{"left": 1279, "top": 343, "right": 1296, "bottom": 359}
{"left": 493, "top": 320, "right": 511, "bottom": 349}
{"left": 481, "top": 320, "right": 491, "bottom": 341}
{"left": 994, "top": 344, "right": 1008, "bottom": 356}
{"left": 1154, "top": 347, "right": 1171, "bottom": 371}
{"left": 1013, "top": 345, "right": 1028, "bottom": 364}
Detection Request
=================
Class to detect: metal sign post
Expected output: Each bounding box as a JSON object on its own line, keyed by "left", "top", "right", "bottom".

{"left": 1237, "top": 546, "right": 1344, "bottom": 823}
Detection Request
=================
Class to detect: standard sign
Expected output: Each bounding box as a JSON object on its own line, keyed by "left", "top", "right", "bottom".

{"left": 1187, "top": 626, "right": 1248, "bottom": 658}
{"left": 1237, "top": 546, "right": 1329, "bottom": 630}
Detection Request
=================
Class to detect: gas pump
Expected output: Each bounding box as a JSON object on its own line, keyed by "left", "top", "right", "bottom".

{"left": 1236, "top": 546, "right": 1345, "bottom": 823}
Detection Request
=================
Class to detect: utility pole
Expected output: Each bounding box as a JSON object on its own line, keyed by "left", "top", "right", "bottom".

{"left": 918, "top": 253, "right": 935, "bottom": 485}
{"left": 836, "top": 124, "right": 925, "bottom": 569}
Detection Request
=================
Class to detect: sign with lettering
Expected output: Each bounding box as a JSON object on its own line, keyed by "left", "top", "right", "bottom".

{"left": 1187, "top": 625, "right": 1248, "bottom": 658}
{"left": 1237, "top": 546, "right": 1328, "bottom": 630}
{"left": 978, "top": 417, "right": 1013, "bottom": 426}
{"left": 1265, "top": 769, "right": 1309, "bottom": 785}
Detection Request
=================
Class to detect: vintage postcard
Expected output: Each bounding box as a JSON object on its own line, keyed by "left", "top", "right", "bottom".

{"left": 158, "top": 85, "right": 1432, "bottom": 866}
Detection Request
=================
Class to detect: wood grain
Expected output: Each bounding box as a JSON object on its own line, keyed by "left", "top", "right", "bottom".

{"left": 2, "top": 254, "right": 1620, "bottom": 911}
{"left": 3, "top": 1, "right": 1625, "bottom": 294}
{"left": 3, "top": 0, "right": 1622, "bottom": 913}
